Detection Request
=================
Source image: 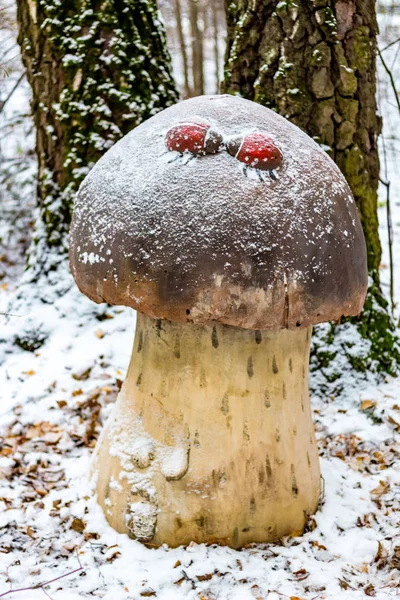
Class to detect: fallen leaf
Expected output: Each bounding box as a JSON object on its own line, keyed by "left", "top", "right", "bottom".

{"left": 70, "top": 517, "right": 85, "bottom": 533}
{"left": 312, "top": 540, "right": 327, "bottom": 551}
{"left": 106, "top": 550, "right": 121, "bottom": 562}
{"left": 339, "top": 578, "right": 350, "bottom": 590}
{"left": 388, "top": 415, "right": 400, "bottom": 431}
{"left": 0, "top": 447, "right": 13, "bottom": 456}
{"left": 371, "top": 481, "right": 390, "bottom": 499}
{"left": 96, "top": 329, "right": 104, "bottom": 339}
{"left": 196, "top": 573, "right": 213, "bottom": 582}
{"left": 292, "top": 568, "right": 309, "bottom": 581}
{"left": 26, "top": 526, "right": 35, "bottom": 538}
{"left": 361, "top": 400, "right": 376, "bottom": 411}
{"left": 72, "top": 366, "right": 92, "bottom": 381}
{"left": 364, "top": 584, "right": 375, "bottom": 596}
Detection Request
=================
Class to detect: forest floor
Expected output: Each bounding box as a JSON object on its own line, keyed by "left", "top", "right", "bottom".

{"left": 0, "top": 3, "right": 399, "bottom": 600}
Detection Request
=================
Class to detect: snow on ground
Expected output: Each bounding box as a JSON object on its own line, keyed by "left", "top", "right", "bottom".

{"left": 0, "top": 3, "right": 399, "bottom": 600}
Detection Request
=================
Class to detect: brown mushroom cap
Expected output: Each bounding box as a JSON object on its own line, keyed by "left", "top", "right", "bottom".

{"left": 69, "top": 94, "right": 368, "bottom": 330}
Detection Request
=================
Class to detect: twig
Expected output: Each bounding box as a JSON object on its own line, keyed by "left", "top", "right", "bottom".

{"left": 0, "top": 552, "right": 83, "bottom": 598}
{"left": 378, "top": 47, "right": 400, "bottom": 114}
{"left": 0, "top": 72, "right": 26, "bottom": 116}
{"left": 380, "top": 177, "right": 395, "bottom": 312}
{"left": 381, "top": 36, "right": 400, "bottom": 52}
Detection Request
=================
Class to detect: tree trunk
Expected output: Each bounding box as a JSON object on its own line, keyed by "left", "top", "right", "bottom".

{"left": 189, "top": 0, "right": 204, "bottom": 96}
{"left": 223, "top": 1, "right": 399, "bottom": 383}
{"left": 174, "top": 0, "right": 191, "bottom": 97}
{"left": 16, "top": 0, "right": 178, "bottom": 249}
{"left": 211, "top": 0, "right": 221, "bottom": 92}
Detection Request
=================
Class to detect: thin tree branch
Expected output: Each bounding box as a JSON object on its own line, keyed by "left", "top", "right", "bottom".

{"left": 0, "top": 72, "right": 26, "bottom": 115}
{"left": 377, "top": 47, "right": 400, "bottom": 114}
{"left": 381, "top": 37, "right": 400, "bottom": 52}
{"left": 0, "top": 71, "right": 26, "bottom": 115}
{"left": 380, "top": 177, "right": 394, "bottom": 312}
{"left": 0, "top": 552, "right": 83, "bottom": 598}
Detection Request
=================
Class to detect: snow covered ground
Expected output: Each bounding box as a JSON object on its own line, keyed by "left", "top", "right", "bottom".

{"left": 0, "top": 3, "right": 399, "bottom": 599}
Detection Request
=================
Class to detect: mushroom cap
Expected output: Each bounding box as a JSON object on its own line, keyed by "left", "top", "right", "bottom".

{"left": 69, "top": 95, "right": 368, "bottom": 330}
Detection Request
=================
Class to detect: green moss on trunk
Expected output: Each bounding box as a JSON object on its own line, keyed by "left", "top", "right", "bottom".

{"left": 223, "top": 0, "right": 399, "bottom": 380}
{"left": 17, "top": 0, "right": 178, "bottom": 248}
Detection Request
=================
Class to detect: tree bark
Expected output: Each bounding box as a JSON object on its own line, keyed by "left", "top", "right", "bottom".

{"left": 16, "top": 0, "right": 178, "bottom": 248}
{"left": 189, "top": 0, "right": 204, "bottom": 96}
{"left": 211, "top": 0, "right": 221, "bottom": 92}
{"left": 223, "top": 0, "right": 399, "bottom": 381}
{"left": 174, "top": 0, "right": 190, "bottom": 97}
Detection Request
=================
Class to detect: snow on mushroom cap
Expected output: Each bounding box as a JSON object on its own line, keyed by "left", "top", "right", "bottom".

{"left": 69, "top": 94, "right": 368, "bottom": 330}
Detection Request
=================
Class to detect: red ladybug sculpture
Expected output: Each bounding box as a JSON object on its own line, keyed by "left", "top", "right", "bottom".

{"left": 165, "top": 120, "right": 223, "bottom": 161}
{"left": 226, "top": 132, "right": 283, "bottom": 180}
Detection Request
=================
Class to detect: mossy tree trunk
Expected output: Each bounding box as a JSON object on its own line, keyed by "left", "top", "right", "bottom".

{"left": 223, "top": 0, "right": 399, "bottom": 383}
{"left": 16, "top": 0, "right": 178, "bottom": 251}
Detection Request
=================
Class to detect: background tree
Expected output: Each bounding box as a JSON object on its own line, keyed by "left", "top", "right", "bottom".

{"left": 223, "top": 0, "right": 399, "bottom": 388}
{"left": 16, "top": 0, "right": 178, "bottom": 257}
{"left": 161, "top": 0, "right": 225, "bottom": 96}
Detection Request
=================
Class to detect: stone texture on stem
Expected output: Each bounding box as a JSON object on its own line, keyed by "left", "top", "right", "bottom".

{"left": 94, "top": 312, "right": 320, "bottom": 548}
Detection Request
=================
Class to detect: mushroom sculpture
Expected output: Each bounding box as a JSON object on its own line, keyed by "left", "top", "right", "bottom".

{"left": 69, "top": 95, "right": 368, "bottom": 548}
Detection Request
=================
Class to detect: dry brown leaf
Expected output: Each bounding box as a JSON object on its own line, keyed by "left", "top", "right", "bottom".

{"left": 1, "top": 447, "right": 13, "bottom": 456}
{"left": 339, "top": 578, "right": 350, "bottom": 590}
{"left": 96, "top": 329, "right": 104, "bottom": 339}
{"left": 312, "top": 540, "right": 327, "bottom": 551}
{"left": 293, "top": 568, "right": 309, "bottom": 581}
{"left": 72, "top": 366, "right": 92, "bottom": 381}
{"left": 388, "top": 416, "right": 400, "bottom": 431}
{"left": 370, "top": 481, "right": 390, "bottom": 499}
{"left": 26, "top": 526, "right": 35, "bottom": 538}
{"left": 196, "top": 573, "right": 213, "bottom": 582}
{"left": 361, "top": 400, "right": 377, "bottom": 411}
{"left": 70, "top": 517, "right": 86, "bottom": 533}
{"left": 364, "top": 584, "right": 375, "bottom": 596}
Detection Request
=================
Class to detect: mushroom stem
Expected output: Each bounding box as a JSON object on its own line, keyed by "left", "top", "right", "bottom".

{"left": 93, "top": 312, "right": 321, "bottom": 548}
